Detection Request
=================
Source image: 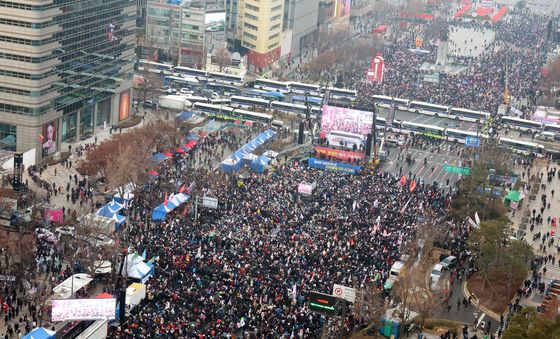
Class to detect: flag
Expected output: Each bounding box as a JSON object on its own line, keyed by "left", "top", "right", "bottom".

{"left": 147, "top": 256, "right": 157, "bottom": 264}
{"left": 399, "top": 176, "right": 407, "bottom": 186}
{"left": 474, "top": 212, "right": 480, "bottom": 226}
{"left": 467, "top": 217, "right": 479, "bottom": 229}
{"left": 400, "top": 197, "right": 412, "bottom": 214}
{"left": 195, "top": 245, "right": 202, "bottom": 259}
{"left": 179, "top": 184, "right": 186, "bottom": 193}
{"left": 409, "top": 180, "right": 417, "bottom": 192}
{"left": 142, "top": 248, "right": 147, "bottom": 259}
{"left": 292, "top": 284, "right": 297, "bottom": 301}
{"left": 186, "top": 182, "right": 195, "bottom": 194}
{"left": 132, "top": 251, "right": 139, "bottom": 260}
{"left": 164, "top": 192, "right": 168, "bottom": 206}
{"left": 38, "top": 134, "right": 44, "bottom": 142}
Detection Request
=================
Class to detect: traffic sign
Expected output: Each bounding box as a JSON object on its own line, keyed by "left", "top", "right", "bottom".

{"left": 443, "top": 165, "right": 471, "bottom": 175}
{"left": 465, "top": 136, "right": 480, "bottom": 148}
{"left": 332, "top": 284, "right": 356, "bottom": 303}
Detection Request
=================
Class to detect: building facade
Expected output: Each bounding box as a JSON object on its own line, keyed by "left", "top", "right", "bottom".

{"left": 237, "top": 0, "right": 284, "bottom": 72}
{"left": 283, "top": 0, "right": 319, "bottom": 58}
{"left": 0, "top": 0, "right": 136, "bottom": 160}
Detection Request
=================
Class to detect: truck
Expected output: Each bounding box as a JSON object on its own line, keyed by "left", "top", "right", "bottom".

{"left": 384, "top": 261, "right": 404, "bottom": 290}
{"left": 125, "top": 282, "right": 146, "bottom": 315}
{"left": 158, "top": 95, "right": 192, "bottom": 110}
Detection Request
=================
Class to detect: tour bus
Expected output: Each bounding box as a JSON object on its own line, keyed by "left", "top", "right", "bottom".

{"left": 444, "top": 128, "right": 485, "bottom": 143}
{"left": 543, "top": 123, "right": 560, "bottom": 138}
{"left": 207, "top": 71, "right": 244, "bottom": 86}
{"left": 179, "top": 95, "right": 208, "bottom": 104}
{"left": 193, "top": 102, "right": 236, "bottom": 115}
{"left": 137, "top": 60, "right": 173, "bottom": 75}
{"left": 500, "top": 116, "right": 542, "bottom": 132}
{"left": 372, "top": 95, "right": 410, "bottom": 110}
{"left": 400, "top": 121, "right": 445, "bottom": 138}
{"left": 326, "top": 130, "right": 365, "bottom": 149}
{"left": 254, "top": 79, "right": 291, "bottom": 93}
{"left": 288, "top": 81, "right": 322, "bottom": 96}
{"left": 326, "top": 87, "right": 357, "bottom": 100}
{"left": 163, "top": 76, "right": 200, "bottom": 89}
{"left": 291, "top": 96, "right": 323, "bottom": 107}
{"left": 205, "top": 83, "right": 240, "bottom": 96}
{"left": 409, "top": 101, "right": 451, "bottom": 115}
{"left": 230, "top": 96, "right": 270, "bottom": 109}
{"left": 246, "top": 89, "right": 286, "bottom": 101}
{"left": 498, "top": 137, "right": 544, "bottom": 156}
{"left": 270, "top": 101, "right": 311, "bottom": 115}
{"left": 449, "top": 107, "right": 491, "bottom": 122}
{"left": 232, "top": 108, "right": 273, "bottom": 124}
{"left": 173, "top": 66, "right": 208, "bottom": 80}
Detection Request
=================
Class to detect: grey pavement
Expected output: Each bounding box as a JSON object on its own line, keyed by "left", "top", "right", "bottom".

{"left": 449, "top": 27, "right": 496, "bottom": 59}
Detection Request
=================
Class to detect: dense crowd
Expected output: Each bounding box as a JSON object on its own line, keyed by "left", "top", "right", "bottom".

{"left": 109, "top": 123, "right": 458, "bottom": 337}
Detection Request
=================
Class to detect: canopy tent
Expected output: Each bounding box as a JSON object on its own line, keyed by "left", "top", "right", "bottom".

{"left": 96, "top": 205, "right": 126, "bottom": 226}
{"left": 169, "top": 193, "right": 189, "bottom": 206}
{"left": 454, "top": 2, "right": 472, "bottom": 18}
{"left": 78, "top": 213, "right": 118, "bottom": 232}
{"left": 372, "top": 25, "right": 387, "bottom": 34}
{"left": 96, "top": 292, "right": 113, "bottom": 298}
{"left": 53, "top": 274, "right": 93, "bottom": 299}
{"left": 93, "top": 260, "right": 112, "bottom": 274}
{"left": 176, "top": 111, "right": 194, "bottom": 121}
{"left": 221, "top": 158, "right": 243, "bottom": 172}
{"left": 243, "top": 153, "right": 258, "bottom": 164}
{"left": 504, "top": 190, "right": 523, "bottom": 208}
{"left": 149, "top": 152, "right": 168, "bottom": 163}
{"left": 221, "top": 130, "right": 276, "bottom": 172}
{"left": 475, "top": 7, "right": 493, "bottom": 17}
{"left": 250, "top": 156, "right": 271, "bottom": 174}
{"left": 151, "top": 201, "right": 178, "bottom": 221}
{"left": 120, "top": 254, "right": 153, "bottom": 283}
{"left": 262, "top": 150, "right": 279, "bottom": 159}
{"left": 22, "top": 327, "right": 56, "bottom": 339}
{"left": 491, "top": 6, "right": 507, "bottom": 23}
{"left": 106, "top": 200, "right": 124, "bottom": 213}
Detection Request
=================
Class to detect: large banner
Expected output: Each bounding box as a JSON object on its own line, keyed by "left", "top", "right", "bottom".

{"left": 52, "top": 298, "right": 116, "bottom": 322}
{"left": 119, "top": 91, "right": 130, "bottom": 121}
{"left": 315, "top": 146, "right": 364, "bottom": 162}
{"left": 308, "top": 158, "right": 361, "bottom": 174}
{"left": 366, "top": 55, "right": 384, "bottom": 83}
{"left": 45, "top": 208, "right": 63, "bottom": 223}
{"left": 320, "top": 105, "right": 373, "bottom": 137}
{"left": 42, "top": 121, "right": 57, "bottom": 157}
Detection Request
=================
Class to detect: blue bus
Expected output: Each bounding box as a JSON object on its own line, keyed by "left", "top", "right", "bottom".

{"left": 246, "top": 89, "right": 285, "bottom": 101}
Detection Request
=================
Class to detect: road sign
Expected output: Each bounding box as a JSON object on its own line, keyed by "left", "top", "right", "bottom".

{"left": 332, "top": 284, "right": 356, "bottom": 303}
{"left": 443, "top": 165, "right": 471, "bottom": 175}
{"left": 465, "top": 136, "right": 480, "bottom": 148}
{"left": 308, "top": 291, "right": 339, "bottom": 316}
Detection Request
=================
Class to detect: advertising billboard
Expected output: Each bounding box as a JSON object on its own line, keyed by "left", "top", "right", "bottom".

{"left": 52, "top": 298, "right": 116, "bottom": 322}
{"left": 308, "top": 158, "right": 362, "bottom": 174}
{"left": 42, "top": 121, "right": 57, "bottom": 156}
{"left": 119, "top": 91, "right": 130, "bottom": 121}
{"left": 335, "top": 0, "right": 351, "bottom": 17}
{"left": 315, "top": 146, "right": 364, "bottom": 162}
{"left": 205, "top": 11, "right": 225, "bottom": 32}
{"left": 320, "top": 105, "right": 373, "bottom": 137}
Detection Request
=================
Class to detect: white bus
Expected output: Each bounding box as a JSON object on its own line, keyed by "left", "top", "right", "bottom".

{"left": 291, "top": 95, "right": 322, "bottom": 107}
{"left": 208, "top": 71, "right": 244, "bottom": 86}
{"left": 544, "top": 123, "right": 560, "bottom": 137}
{"left": 500, "top": 116, "right": 542, "bottom": 132}
{"left": 270, "top": 101, "right": 309, "bottom": 114}
{"left": 209, "top": 98, "right": 231, "bottom": 106}
{"left": 445, "top": 128, "right": 484, "bottom": 143}
{"left": 400, "top": 121, "right": 445, "bottom": 138}
{"left": 179, "top": 95, "right": 208, "bottom": 104}
{"left": 450, "top": 107, "right": 491, "bottom": 122}
{"left": 288, "top": 81, "right": 322, "bottom": 96}
{"left": 326, "top": 87, "right": 357, "bottom": 100}
{"left": 163, "top": 76, "right": 200, "bottom": 89}
{"left": 327, "top": 130, "right": 365, "bottom": 149}
{"left": 409, "top": 101, "right": 450, "bottom": 115}
{"left": 138, "top": 60, "right": 173, "bottom": 75}
{"left": 372, "top": 95, "right": 410, "bottom": 110}
{"left": 173, "top": 66, "right": 208, "bottom": 80}
{"left": 230, "top": 96, "right": 270, "bottom": 109}
{"left": 233, "top": 108, "right": 273, "bottom": 124}
{"left": 254, "top": 79, "right": 291, "bottom": 93}
{"left": 498, "top": 137, "right": 544, "bottom": 156}
{"left": 193, "top": 102, "right": 235, "bottom": 115}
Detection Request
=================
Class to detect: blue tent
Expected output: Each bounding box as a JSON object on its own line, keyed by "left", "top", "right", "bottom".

{"left": 23, "top": 327, "right": 56, "bottom": 339}
{"left": 97, "top": 205, "right": 118, "bottom": 218}
{"left": 151, "top": 201, "right": 178, "bottom": 221}
{"left": 250, "top": 155, "right": 271, "bottom": 174}
{"left": 150, "top": 152, "right": 168, "bottom": 163}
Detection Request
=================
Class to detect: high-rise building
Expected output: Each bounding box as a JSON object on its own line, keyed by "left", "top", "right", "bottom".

{"left": 0, "top": 0, "right": 136, "bottom": 160}
{"left": 237, "top": 0, "right": 285, "bottom": 72}
{"left": 145, "top": 0, "right": 225, "bottom": 67}
{"left": 283, "top": 0, "right": 319, "bottom": 58}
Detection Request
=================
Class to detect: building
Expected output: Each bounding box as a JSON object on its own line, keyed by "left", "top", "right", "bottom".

{"left": 237, "top": 0, "right": 285, "bottom": 72}
{"left": 145, "top": 0, "right": 225, "bottom": 67}
{"left": 0, "top": 0, "right": 136, "bottom": 160}
{"left": 283, "top": 0, "right": 319, "bottom": 58}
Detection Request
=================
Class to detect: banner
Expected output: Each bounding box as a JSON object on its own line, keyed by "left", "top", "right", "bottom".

{"left": 308, "top": 158, "right": 361, "bottom": 174}
{"left": 315, "top": 146, "right": 364, "bottom": 162}
{"left": 119, "top": 91, "right": 130, "bottom": 121}
{"left": 45, "top": 208, "right": 63, "bottom": 223}
{"left": 298, "top": 181, "right": 316, "bottom": 196}
{"left": 366, "top": 55, "right": 384, "bottom": 83}
{"left": 52, "top": 298, "right": 116, "bottom": 322}
{"left": 42, "top": 121, "right": 57, "bottom": 157}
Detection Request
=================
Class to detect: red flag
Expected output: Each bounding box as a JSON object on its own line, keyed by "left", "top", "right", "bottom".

{"left": 399, "top": 176, "right": 407, "bottom": 186}
{"left": 164, "top": 192, "right": 169, "bottom": 206}
{"left": 409, "top": 180, "right": 417, "bottom": 192}
{"left": 179, "top": 184, "right": 186, "bottom": 193}
{"left": 186, "top": 182, "right": 195, "bottom": 194}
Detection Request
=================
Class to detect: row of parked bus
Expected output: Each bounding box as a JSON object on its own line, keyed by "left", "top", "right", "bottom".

{"left": 499, "top": 116, "right": 560, "bottom": 139}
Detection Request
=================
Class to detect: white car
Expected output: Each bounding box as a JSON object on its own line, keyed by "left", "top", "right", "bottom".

{"left": 430, "top": 263, "right": 443, "bottom": 286}
{"left": 179, "top": 88, "right": 193, "bottom": 95}
{"left": 55, "top": 226, "right": 75, "bottom": 237}
{"left": 164, "top": 87, "right": 176, "bottom": 94}
{"left": 79, "top": 234, "right": 115, "bottom": 247}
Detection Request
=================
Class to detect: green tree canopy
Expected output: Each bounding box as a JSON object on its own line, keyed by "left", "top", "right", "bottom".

{"left": 503, "top": 307, "right": 560, "bottom": 339}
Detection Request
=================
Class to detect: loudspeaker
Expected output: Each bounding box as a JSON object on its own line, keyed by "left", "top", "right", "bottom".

{"left": 365, "top": 133, "right": 372, "bottom": 158}
{"left": 298, "top": 122, "right": 304, "bottom": 144}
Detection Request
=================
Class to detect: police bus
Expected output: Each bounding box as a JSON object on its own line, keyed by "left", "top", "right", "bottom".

{"left": 372, "top": 95, "right": 410, "bottom": 111}
{"left": 498, "top": 137, "right": 544, "bottom": 156}
{"left": 291, "top": 96, "right": 322, "bottom": 107}
{"left": 449, "top": 107, "right": 491, "bottom": 122}
{"left": 208, "top": 71, "right": 244, "bottom": 86}
{"left": 409, "top": 101, "right": 451, "bottom": 115}
{"left": 288, "top": 81, "right": 322, "bottom": 96}
{"left": 173, "top": 66, "right": 208, "bottom": 80}
{"left": 400, "top": 121, "right": 445, "bottom": 138}
{"left": 254, "top": 79, "right": 291, "bottom": 93}
{"left": 230, "top": 96, "right": 270, "bottom": 109}
{"left": 137, "top": 60, "right": 174, "bottom": 75}
{"left": 500, "top": 116, "right": 542, "bottom": 132}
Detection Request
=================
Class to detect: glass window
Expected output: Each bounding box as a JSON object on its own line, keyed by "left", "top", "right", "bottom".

{"left": 0, "top": 123, "right": 16, "bottom": 151}
{"left": 80, "top": 105, "right": 94, "bottom": 136}
{"left": 61, "top": 112, "right": 77, "bottom": 142}
{"left": 96, "top": 97, "right": 111, "bottom": 127}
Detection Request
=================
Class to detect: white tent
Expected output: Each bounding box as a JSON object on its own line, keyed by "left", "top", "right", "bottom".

{"left": 263, "top": 150, "right": 279, "bottom": 158}
{"left": 169, "top": 193, "right": 189, "bottom": 206}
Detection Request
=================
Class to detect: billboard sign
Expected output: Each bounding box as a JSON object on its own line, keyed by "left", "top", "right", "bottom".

{"left": 119, "top": 91, "right": 130, "bottom": 121}
{"left": 320, "top": 105, "right": 373, "bottom": 137}
{"left": 465, "top": 136, "right": 480, "bottom": 147}
{"left": 315, "top": 146, "right": 364, "bottom": 162}
{"left": 309, "top": 291, "right": 338, "bottom": 316}
{"left": 366, "top": 55, "right": 384, "bottom": 83}
{"left": 202, "top": 196, "right": 218, "bottom": 209}
{"left": 297, "top": 181, "right": 316, "bottom": 196}
{"left": 52, "top": 298, "right": 116, "bottom": 322}
{"left": 41, "top": 121, "right": 57, "bottom": 157}
{"left": 308, "top": 158, "right": 362, "bottom": 174}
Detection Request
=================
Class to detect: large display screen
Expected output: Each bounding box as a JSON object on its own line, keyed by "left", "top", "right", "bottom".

{"left": 42, "top": 121, "right": 57, "bottom": 156}
{"left": 320, "top": 105, "right": 373, "bottom": 137}
{"left": 52, "top": 298, "right": 116, "bottom": 322}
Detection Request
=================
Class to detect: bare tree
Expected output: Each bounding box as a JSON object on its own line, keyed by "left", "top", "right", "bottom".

{"left": 211, "top": 47, "right": 232, "bottom": 72}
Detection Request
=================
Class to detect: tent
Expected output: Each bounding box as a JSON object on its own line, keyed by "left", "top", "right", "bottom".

{"left": 96, "top": 292, "right": 113, "bottom": 299}
{"left": 221, "top": 158, "right": 243, "bottom": 172}
{"left": 262, "top": 150, "right": 279, "bottom": 158}
{"left": 22, "top": 327, "right": 56, "bottom": 339}
{"left": 151, "top": 201, "right": 178, "bottom": 221}
{"left": 149, "top": 152, "right": 168, "bottom": 163}
{"left": 96, "top": 205, "right": 126, "bottom": 225}
{"left": 221, "top": 129, "right": 277, "bottom": 173}
{"left": 176, "top": 111, "right": 194, "bottom": 121}
{"left": 243, "top": 153, "right": 258, "bottom": 164}
{"left": 106, "top": 200, "right": 124, "bottom": 213}
{"left": 250, "top": 156, "right": 271, "bottom": 174}
{"left": 169, "top": 193, "right": 189, "bottom": 206}
{"left": 504, "top": 190, "right": 522, "bottom": 208}
{"left": 121, "top": 254, "right": 153, "bottom": 283}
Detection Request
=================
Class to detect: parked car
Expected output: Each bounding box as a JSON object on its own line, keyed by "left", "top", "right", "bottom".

{"left": 79, "top": 234, "right": 115, "bottom": 247}
{"left": 430, "top": 263, "right": 443, "bottom": 284}
{"left": 164, "top": 87, "right": 176, "bottom": 94}
{"left": 440, "top": 255, "right": 457, "bottom": 270}
{"left": 143, "top": 100, "right": 156, "bottom": 108}
{"left": 55, "top": 226, "right": 75, "bottom": 237}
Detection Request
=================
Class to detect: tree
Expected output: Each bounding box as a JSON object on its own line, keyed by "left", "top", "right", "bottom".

{"left": 543, "top": 56, "right": 560, "bottom": 90}
{"left": 503, "top": 307, "right": 560, "bottom": 339}
{"left": 135, "top": 39, "right": 162, "bottom": 110}
{"left": 211, "top": 48, "right": 231, "bottom": 72}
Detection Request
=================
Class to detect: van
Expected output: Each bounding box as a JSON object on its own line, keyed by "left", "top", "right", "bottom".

{"left": 536, "top": 131, "right": 555, "bottom": 141}
{"left": 440, "top": 256, "right": 457, "bottom": 270}
{"left": 430, "top": 263, "right": 443, "bottom": 284}
{"left": 384, "top": 261, "right": 404, "bottom": 290}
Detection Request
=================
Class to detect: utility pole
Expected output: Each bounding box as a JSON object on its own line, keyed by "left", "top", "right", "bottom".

{"left": 366, "top": 99, "right": 378, "bottom": 166}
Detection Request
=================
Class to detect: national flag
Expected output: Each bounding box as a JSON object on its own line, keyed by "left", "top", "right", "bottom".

{"left": 179, "top": 184, "right": 186, "bottom": 193}
{"left": 467, "top": 217, "right": 479, "bottom": 229}
{"left": 142, "top": 248, "right": 147, "bottom": 259}
{"left": 399, "top": 176, "right": 407, "bottom": 186}
{"left": 409, "top": 180, "right": 417, "bottom": 192}
{"left": 195, "top": 245, "right": 202, "bottom": 259}
{"left": 164, "top": 192, "right": 169, "bottom": 206}
{"left": 474, "top": 212, "right": 481, "bottom": 226}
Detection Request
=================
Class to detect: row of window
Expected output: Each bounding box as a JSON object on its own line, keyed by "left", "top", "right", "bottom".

{"left": 0, "top": 52, "right": 51, "bottom": 63}
{"left": 244, "top": 22, "right": 257, "bottom": 31}
{"left": 0, "top": 18, "right": 52, "bottom": 29}
{"left": 243, "top": 32, "right": 257, "bottom": 40}
{"left": 246, "top": 4, "right": 258, "bottom": 12}
{"left": 0, "top": 122, "right": 16, "bottom": 152}
{"left": 245, "top": 13, "right": 258, "bottom": 21}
